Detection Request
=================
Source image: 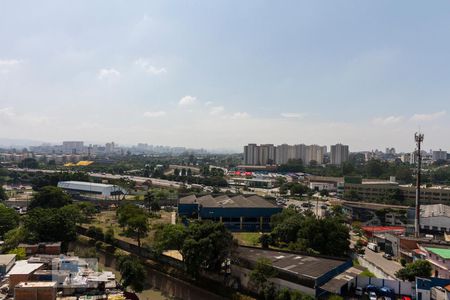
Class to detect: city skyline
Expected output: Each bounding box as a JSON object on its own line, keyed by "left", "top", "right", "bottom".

{"left": 1, "top": 1, "right": 450, "bottom": 151}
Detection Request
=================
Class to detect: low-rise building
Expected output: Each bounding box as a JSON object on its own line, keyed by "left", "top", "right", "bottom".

{"left": 0, "top": 254, "right": 16, "bottom": 276}
{"left": 418, "top": 246, "right": 450, "bottom": 279}
{"left": 57, "top": 181, "right": 127, "bottom": 199}
{"left": 14, "top": 281, "right": 57, "bottom": 300}
{"left": 233, "top": 246, "right": 356, "bottom": 298}
{"left": 421, "top": 204, "right": 450, "bottom": 233}
{"left": 18, "top": 242, "right": 62, "bottom": 256}
{"left": 178, "top": 195, "right": 282, "bottom": 231}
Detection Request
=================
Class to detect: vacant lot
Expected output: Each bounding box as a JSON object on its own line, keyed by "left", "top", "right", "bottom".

{"left": 87, "top": 209, "right": 173, "bottom": 246}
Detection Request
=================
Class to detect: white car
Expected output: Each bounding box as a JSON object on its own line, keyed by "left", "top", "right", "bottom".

{"left": 369, "top": 291, "right": 378, "bottom": 300}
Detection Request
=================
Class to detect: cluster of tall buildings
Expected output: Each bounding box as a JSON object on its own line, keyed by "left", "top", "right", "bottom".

{"left": 29, "top": 141, "right": 119, "bottom": 155}
{"left": 243, "top": 143, "right": 349, "bottom": 166}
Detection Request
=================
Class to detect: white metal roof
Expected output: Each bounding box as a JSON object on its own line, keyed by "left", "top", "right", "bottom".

{"left": 57, "top": 181, "right": 127, "bottom": 195}
{"left": 8, "top": 261, "right": 43, "bottom": 275}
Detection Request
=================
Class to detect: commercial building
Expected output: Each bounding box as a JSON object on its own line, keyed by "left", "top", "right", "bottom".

{"left": 420, "top": 204, "right": 450, "bottom": 233}
{"left": 57, "top": 181, "right": 127, "bottom": 199}
{"left": 178, "top": 195, "right": 282, "bottom": 231}
{"left": 330, "top": 144, "right": 349, "bottom": 165}
{"left": 433, "top": 150, "right": 448, "bottom": 162}
{"left": 62, "top": 141, "right": 84, "bottom": 154}
{"left": 341, "top": 181, "right": 450, "bottom": 206}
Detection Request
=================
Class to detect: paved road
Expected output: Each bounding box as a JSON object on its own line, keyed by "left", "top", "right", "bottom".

{"left": 363, "top": 248, "right": 402, "bottom": 278}
{"left": 8, "top": 168, "right": 183, "bottom": 188}
{"left": 285, "top": 198, "right": 328, "bottom": 218}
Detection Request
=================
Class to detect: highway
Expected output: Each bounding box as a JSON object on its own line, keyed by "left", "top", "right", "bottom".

{"left": 8, "top": 168, "right": 183, "bottom": 189}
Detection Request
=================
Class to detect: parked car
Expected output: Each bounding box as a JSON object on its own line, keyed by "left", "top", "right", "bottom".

{"left": 368, "top": 242, "right": 380, "bottom": 252}
{"left": 369, "top": 291, "right": 378, "bottom": 300}
{"left": 365, "top": 285, "right": 379, "bottom": 294}
{"left": 383, "top": 253, "right": 393, "bottom": 260}
{"left": 355, "top": 287, "right": 363, "bottom": 296}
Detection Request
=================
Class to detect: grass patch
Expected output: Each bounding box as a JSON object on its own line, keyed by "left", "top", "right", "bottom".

{"left": 233, "top": 232, "right": 262, "bottom": 247}
{"left": 360, "top": 268, "right": 376, "bottom": 278}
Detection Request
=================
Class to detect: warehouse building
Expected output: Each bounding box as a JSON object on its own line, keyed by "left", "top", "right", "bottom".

{"left": 57, "top": 181, "right": 127, "bottom": 199}
{"left": 178, "top": 194, "right": 282, "bottom": 231}
{"left": 233, "top": 246, "right": 357, "bottom": 298}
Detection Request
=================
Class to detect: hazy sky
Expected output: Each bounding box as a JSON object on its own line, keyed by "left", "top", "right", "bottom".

{"left": 0, "top": 1, "right": 449, "bottom": 152}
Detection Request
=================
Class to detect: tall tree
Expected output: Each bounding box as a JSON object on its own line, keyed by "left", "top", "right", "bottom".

{"left": 0, "top": 204, "right": 19, "bottom": 237}
{"left": 127, "top": 215, "right": 148, "bottom": 248}
{"left": 29, "top": 186, "right": 72, "bottom": 209}
{"left": 395, "top": 260, "right": 432, "bottom": 281}
{"left": 117, "top": 255, "right": 147, "bottom": 292}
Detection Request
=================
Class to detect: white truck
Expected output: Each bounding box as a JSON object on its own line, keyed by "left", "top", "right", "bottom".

{"left": 367, "top": 242, "right": 379, "bottom": 252}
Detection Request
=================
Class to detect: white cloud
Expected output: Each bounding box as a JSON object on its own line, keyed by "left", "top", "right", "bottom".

{"left": 281, "top": 112, "right": 305, "bottom": 119}
{"left": 372, "top": 115, "right": 404, "bottom": 125}
{"left": 410, "top": 111, "right": 446, "bottom": 122}
{"left": 0, "top": 59, "right": 22, "bottom": 73}
{"left": 209, "top": 106, "right": 224, "bottom": 115}
{"left": 97, "top": 68, "right": 121, "bottom": 80}
{"left": 0, "top": 107, "right": 16, "bottom": 118}
{"left": 143, "top": 111, "right": 166, "bottom": 117}
{"left": 134, "top": 59, "right": 167, "bottom": 75}
{"left": 231, "top": 112, "right": 250, "bottom": 119}
{"left": 179, "top": 95, "right": 197, "bottom": 107}
{"left": 204, "top": 101, "right": 213, "bottom": 106}
{"left": 0, "top": 107, "right": 48, "bottom": 126}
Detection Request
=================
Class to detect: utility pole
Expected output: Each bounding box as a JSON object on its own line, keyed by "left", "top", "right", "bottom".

{"left": 414, "top": 132, "right": 424, "bottom": 238}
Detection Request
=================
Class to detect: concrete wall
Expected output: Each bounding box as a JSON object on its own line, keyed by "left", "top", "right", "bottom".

{"left": 231, "top": 265, "right": 316, "bottom": 296}
{"left": 353, "top": 276, "right": 413, "bottom": 296}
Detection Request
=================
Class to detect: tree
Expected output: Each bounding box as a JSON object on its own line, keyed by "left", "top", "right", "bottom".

{"left": 117, "top": 255, "right": 147, "bottom": 292}
{"left": 249, "top": 258, "right": 278, "bottom": 293}
{"left": 29, "top": 186, "right": 71, "bottom": 209}
{"left": 24, "top": 208, "right": 77, "bottom": 247}
{"left": 0, "top": 186, "right": 7, "bottom": 201}
{"left": 366, "top": 159, "right": 386, "bottom": 178}
{"left": 0, "top": 204, "right": 20, "bottom": 237}
{"left": 127, "top": 215, "right": 148, "bottom": 248}
{"left": 154, "top": 224, "right": 187, "bottom": 254}
{"left": 2, "top": 226, "right": 29, "bottom": 252}
{"left": 259, "top": 234, "right": 272, "bottom": 249}
{"left": 180, "top": 221, "right": 234, "bottom": 278}
{"left": 8, "top": 247, "right": 26, "bottom": 260}
{"left": 395, "top": 260, "right": 432, "bottom": 281}
{"left": 18, "top": 158, "right": 39, "bottom": 169}
{"left": 270, "top": 209, "right": 350, "bottom": 257}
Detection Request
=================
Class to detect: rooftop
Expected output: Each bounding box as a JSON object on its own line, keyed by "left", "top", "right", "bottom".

{"left": 179, "top": 195, "right": 277, "bottom": 208}
{"left": 421, "top": 204, "right": 450, "bottom": 218}
{"left": 58, "top": 181, "right": 117, "bottom": 188}
{"left": 426, "top": 247, "right": 450, "bottom": 259}
{"left": 0, "top": 254, "right": 16, "bottom": 265}
{"left": 15, "top": 281, "right": 57, "bottom": 288}
{"left": 8, "top": 261, "right": 43, "bottom": 275}
{"left": 235, "top": 246, "right": 346, "bottom": 280}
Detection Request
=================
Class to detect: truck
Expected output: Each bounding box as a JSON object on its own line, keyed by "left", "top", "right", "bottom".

{"left": 367, "top": 242, "right": 379, "bottom": 252}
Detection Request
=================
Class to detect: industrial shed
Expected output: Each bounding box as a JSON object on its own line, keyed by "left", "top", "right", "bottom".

{"left": 57, "top": 181, "right": 127, "bottom": 198}
{"left": 178, "top": 194, "right": 282, "bottom": 231}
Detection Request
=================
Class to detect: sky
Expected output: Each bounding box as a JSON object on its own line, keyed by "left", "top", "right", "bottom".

{"left": 0, "top": 1, "right": 449, "bottom": 152}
